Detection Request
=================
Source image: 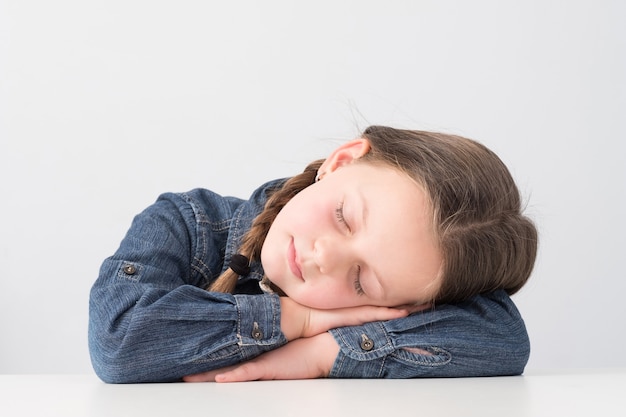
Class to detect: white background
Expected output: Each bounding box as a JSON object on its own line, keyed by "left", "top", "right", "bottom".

{"left": 1, "top": 0, "right": 624, "bottom": 374}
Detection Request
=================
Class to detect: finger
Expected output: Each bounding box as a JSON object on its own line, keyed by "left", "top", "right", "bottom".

{"left": 182, "top": 371, "right": 218, "bottom": 382}
{"left": 395, "top": 302, "right": 433, "bottom": 314}
{"left": 332, "top": 305, "right": 408, "bottom": 325}
{"left": 215, "top": 363, "right": 268, "bottom": 383}
{"left": 372, "top": 306, "right": 412, "bottom": 319}
{"left": 305, "top": 306, "right": 401, "bottom": 337}
{"left": 183, "top": 364, "right": 238, "bottom": 382}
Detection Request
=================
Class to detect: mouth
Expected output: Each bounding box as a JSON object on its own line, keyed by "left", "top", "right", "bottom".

{"left": 288, "top": 237, "right": 304, "bottom": 281}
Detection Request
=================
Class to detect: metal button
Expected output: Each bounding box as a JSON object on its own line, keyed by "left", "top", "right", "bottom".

{"left": 360, "top": 334, "right": 374, "bottom": 351}
{"left": 252, "top": 322, "right": 263, "bottom": 340}
{"left": 122, "top": 264, "right": 137, "bottom": 275}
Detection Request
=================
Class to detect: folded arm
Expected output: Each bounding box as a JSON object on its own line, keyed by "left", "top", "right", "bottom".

{"left": 185, "top": 290, "right": 530, "bottom": 382}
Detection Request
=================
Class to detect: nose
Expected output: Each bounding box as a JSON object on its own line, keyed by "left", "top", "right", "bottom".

{"left": 313, "top": 235, "right": 350, "bottom": 276}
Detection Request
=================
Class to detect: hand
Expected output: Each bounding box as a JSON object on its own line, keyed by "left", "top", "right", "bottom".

{"left": 279, "top": 297, "right": 409, "bottom": 341}
{"left": 183, "top": 333, "right": 339, "bottom": 383}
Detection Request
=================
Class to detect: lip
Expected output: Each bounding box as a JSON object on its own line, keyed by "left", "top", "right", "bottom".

{"left": 288, "top": 238, "right": 304, "bottom": 281}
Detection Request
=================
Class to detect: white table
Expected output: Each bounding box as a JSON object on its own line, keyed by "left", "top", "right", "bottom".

{"left": 1, "top": 369, "right": 624, "bottom": 417}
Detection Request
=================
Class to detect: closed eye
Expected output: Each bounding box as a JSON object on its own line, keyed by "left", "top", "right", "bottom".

{"left": 353, "top": 265, "right": 365, "bottom": 296}
{"left": 335, "top": 201, "right": 351, "bottom": 232}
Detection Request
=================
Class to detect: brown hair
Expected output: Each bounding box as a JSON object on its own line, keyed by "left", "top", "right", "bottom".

{"left": 208, "top": 159, "right": 323, "bottom": 293}
{"left": 210, "top": 125, "right": 538, "bottom": 304}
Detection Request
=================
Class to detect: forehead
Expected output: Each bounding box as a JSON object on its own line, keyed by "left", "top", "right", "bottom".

{"left": 341, "top": 163, "right": 429, "bottom": 213}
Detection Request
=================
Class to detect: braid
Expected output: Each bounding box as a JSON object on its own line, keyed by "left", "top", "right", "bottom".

{"left": 208, "top": 159, "right": 324, "bottom": 293}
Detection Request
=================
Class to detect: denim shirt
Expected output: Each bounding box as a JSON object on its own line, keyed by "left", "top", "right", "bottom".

{"left": 88, "top": 179, "right": 530, "bottom": 383}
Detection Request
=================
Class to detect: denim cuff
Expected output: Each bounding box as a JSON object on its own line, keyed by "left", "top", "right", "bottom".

{"left": 328, "top": 321, "right": 394, "bottom": 378}
{"left": 234, "top": 294, "right": 287, "bottom": 360}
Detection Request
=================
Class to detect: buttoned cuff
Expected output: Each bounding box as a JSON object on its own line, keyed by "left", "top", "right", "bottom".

{"left": 328, "top": 322, "right": 395, "bottom": 378}
{"left": 233, "top": 294, "right": 287, "bottom": 360}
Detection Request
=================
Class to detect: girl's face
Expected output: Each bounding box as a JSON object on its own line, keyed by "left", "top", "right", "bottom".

{"left": 261, "top": 139, "right": 442, "bottom": 309}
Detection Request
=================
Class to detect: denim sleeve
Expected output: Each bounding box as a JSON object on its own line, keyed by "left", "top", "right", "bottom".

{"left": 88, "top": 192, "right": 287, "bottom": 383}
{"left": 328, "top": 291, "right": 530, "bottom": 378}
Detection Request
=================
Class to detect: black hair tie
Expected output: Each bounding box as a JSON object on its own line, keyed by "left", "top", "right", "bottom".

{"left": 229, "top": 254, "right": 251, "bottom": 276}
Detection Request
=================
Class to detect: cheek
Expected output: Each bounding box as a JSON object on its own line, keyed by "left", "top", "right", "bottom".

{"left": 280, "top": 203, "right": 327, "bottom": 240}
{"left": 273, "top": 198, "right": 305, "bottom": 232}
{"left": 292, "top": 283, "right": 358, "bottom": 309}
{"left": 289, "top": 186, "right": 331, "bottom": 219}
{"left": 260, "top": 217, "right": 287, "bottom": 279}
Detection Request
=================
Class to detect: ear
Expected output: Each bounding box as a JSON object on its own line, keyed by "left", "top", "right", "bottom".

{"left": 319, "top": 138, "right": 371, "bottom": 175}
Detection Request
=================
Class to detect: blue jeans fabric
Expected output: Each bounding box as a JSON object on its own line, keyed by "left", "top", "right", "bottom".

{"left": 88, "top": 180, "right": 530, "bottom": 383}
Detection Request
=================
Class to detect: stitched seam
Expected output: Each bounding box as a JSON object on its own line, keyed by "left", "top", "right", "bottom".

{"left": 378, "top": 355, "right": 386, "bottom": 377}
{"left": 190, "top": 217, "right": 209, "bottom": 284}
{"left": 190, "top": 261, "right": 212, "bottom": 287}
{"left": 391, "top": 346, "right": 452, "bottom": 367}
{"left": 377, "top": 322, "right": 393, "bottom": 348}
{"left": 192, "top": 348, "right": 240, "bottom": 364}
{"left": 272, "top": 296, "right": 279, "bottom": 339}
{"left": 236, "top": 302, "right": 243, "bottom": 343}
{"left": 333, "top": 353, "right": 346, "bottom": 377}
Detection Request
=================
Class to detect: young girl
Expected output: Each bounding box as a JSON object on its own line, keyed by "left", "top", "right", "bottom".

{"left": 89, "top": 125, "right": 537, "bottom": 383}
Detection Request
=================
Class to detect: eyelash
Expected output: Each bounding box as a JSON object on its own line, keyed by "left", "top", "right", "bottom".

{"left": 353, "top": 266, "right": 364, "bottom": 296}
{"left": 335, "top": 202, "right": 364, "bottom": 296}
{"left": 335, "top": 201, "right": 350, "bottom": 231}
